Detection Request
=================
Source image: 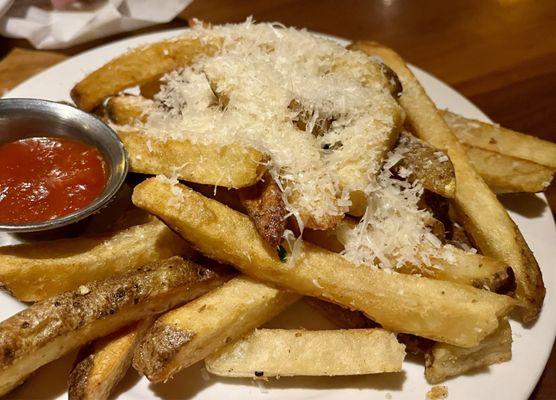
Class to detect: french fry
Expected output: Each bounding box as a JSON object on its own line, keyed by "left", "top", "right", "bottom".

{"left": 400, "top": 250, "right": 515, "bottom": 294}
{"left": 304, "top": 298, "right": 435, "bottom": 355}
{"left": 68, "top": 318, "right": 154, "bottom": 400}
{"left": 0, "top": 257, "right": 227, "bottom": 397}
{"left": 205, "top": 328, "right": 405, "bottom": 377}
{"left": 119, "top": 131, "right": 265, "bottom": 188}
{"left": 106, "top": 95, "right": 152, "bottom": 125}
{"left": 463, "top": 145, "right": 554, "bottom": 193}
{"left": 132, "top": 178, "right": 515, "bottom": 347}
{"left": 133, "top": 276, "right": 299, "bottom": 382}
{"left": 104, "top": 95, "right": 266, "bottom": 188}
{"left": 238, "top": 174, "right": 288, "bottom": 247}
{"left": 303, "top": 220, "right": 515, "bottom": 293}
{"left": 0, "top": 220, "right": 192, "bottom": 301}
{"left": 304, "top": 297, "right": 376, "bottom": 329}
{"left": 425, "top": 319, "right": 512, "bottom": 384}
{"left": 350, "top": 41, "right": 545, "bottom": 322}
{"left": 71, "top": 37, "right": 221, "bottom": 111}
{"left": 394, "top": 132, "right": 456, "bottom": 198}
{"left": 442, "top": 110, "right": 556, "bottom": 169}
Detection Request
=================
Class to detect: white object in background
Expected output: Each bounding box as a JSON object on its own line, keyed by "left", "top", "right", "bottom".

{"left": 0, "top": 0, "right": 192, "bottom": 49}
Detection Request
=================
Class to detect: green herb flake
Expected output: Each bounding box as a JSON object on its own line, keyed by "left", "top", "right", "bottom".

{"left": 277, "top": 245, "right": 287, "bottom": 263}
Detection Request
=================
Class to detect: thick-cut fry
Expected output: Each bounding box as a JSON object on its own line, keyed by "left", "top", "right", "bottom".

{"left": 303, "top": 221, "right": 515, "bottom": 293}
{"left": 238, "top": 174, "right": 288, "bottom": 247}
{"left": 0, "top": 220, "right": 191, "bottom": 301}
{"left": 133, "top": 276, "right": 299, "bottom": 382}
{"left": 400, "top": 249, "right": 515, "bottom": 294}
{"left": 205, "top": 328, "right": 405, "bottom": 377}
{"left": 463, "top": 145, "right": 554, "bottom": 193}
{"left": 106, "top": 95, "right": 152, "bottom": 125}
{"left": 68, "top": 318, "right": 154, "bottom": 400}
{"left": 442, "top": 110, "right": 556, "bottom": 169}
{"left": 71, "top": 37, "right": 221, "bottom": 111}
{"left": 394, "top": 132, "right": 456, "bottom": 198}
{"left": 425, "top": 319, "right": 512, "bottom": 384}
{"left": 0, "top": 257, "right": 227, "bottom": 397}
{"left": 119, "top": 131, "right": 265, "bottom": 188}
{"left": 132, "top": 178, "right": 515, "bottom": 347}
{"left": 303, "top": 298, "right": 435, "bottom": 355}
{"left": 104, "top": 95, "right": 266, "bottom": 188}
{"left": 350, "top": 41, "right": 545, "bottom": 322}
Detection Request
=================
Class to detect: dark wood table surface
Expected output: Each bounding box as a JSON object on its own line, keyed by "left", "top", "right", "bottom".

{"left": 0, "top": 1, "right": 554, "bottom": 398}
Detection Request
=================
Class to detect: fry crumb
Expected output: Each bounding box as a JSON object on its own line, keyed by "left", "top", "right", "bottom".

{"left": 427, "top": 385, "right": 448, "bottom": 399}
{"left": 77, "top": 285, "right": 90, "bottom": 295}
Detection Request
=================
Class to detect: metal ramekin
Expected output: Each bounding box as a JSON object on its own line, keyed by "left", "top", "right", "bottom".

{"left": 0, "top": 98, "right": 128, "bottom": 232}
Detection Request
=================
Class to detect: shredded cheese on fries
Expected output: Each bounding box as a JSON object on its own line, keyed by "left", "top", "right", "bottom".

{"left": 141, "top": 20, "right": 401, "bottom": 227}
{"left": 139, "top": 21, "right": 453, "bottom": 269}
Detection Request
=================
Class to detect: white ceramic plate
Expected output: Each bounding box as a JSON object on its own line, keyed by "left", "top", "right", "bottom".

{"left": 1, "top": 29, "right": 555, "bottom": 400}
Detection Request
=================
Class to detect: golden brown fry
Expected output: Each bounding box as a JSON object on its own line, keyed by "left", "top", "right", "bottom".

{"left": 351, "top": 41, "right": 544, "bottom": 322}
{"left": 104, "top": 95, "right": 266, "bottom": 188}
{"left": 119, "top": 130, "right": 265, "bottom": 188}
{"left": 302, "top": 220, "right": 514, "bottom": 293}
{"left": 442, "top": 110, "right": 556, "bottom": 169}
{"left": 133, "top": 276, "right": 299, "bottom": 382}
{"left": 464, "top": 145, "right": 554, "bottom": 193}
{"left": 71, "top": 37, "right": 221, "bottom": 111}
{"left": 0, "top": 257, "right": 227, "bottom": 397}
{"left": 0, "top": 220, "right": 191, "bottom": 301}
{"left": 68, "top": 318, "right": 154, "bottom": 400}
{"left": 425, "top": 319, "right": 512, "bottom": 384}
{"left": 132, "top": 178, "right": 515, "bottom": 347}
{"left": 238, "top": 174, "right": 288, "bottom": 247}
{"left": 106, "top": 95, "right": 152, "bottom": 125}
{"left": 394, "top": 132, "right": 456, "bottom": 198}
{"left": 400, "top": 249, "right": 516, "bottom": 294}
{"left": 205, "top": 328, "right": 405, "bottom": 377}
{"left": 305, "top": 298, "right": 434, "bottom": 355}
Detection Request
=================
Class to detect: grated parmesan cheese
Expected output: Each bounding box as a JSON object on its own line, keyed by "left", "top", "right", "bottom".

{"left": 141, "top": 20, "right": 401, "bottom": 227}
{"left": 135, "top": 21, "right": 468, "bottom": 271}
{"left": 336, "top": 147, "right": 442, "bottom": 270}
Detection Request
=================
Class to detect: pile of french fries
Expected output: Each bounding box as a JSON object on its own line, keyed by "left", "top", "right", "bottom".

{"left": 1, "top": 22, "right": 555, "bottom": 399}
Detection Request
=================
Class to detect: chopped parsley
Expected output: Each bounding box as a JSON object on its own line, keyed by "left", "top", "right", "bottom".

{"left": 277, "top": 245, "right": 287, "bottom": 263}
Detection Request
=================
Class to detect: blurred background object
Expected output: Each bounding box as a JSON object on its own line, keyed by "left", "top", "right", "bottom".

{"left": 0, "top": 0, "right": 192, "bottom": 49}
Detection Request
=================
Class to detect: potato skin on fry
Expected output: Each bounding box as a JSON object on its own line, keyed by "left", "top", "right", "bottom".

{"left": 0, "top": 220, "right": 191, "bottom": 301}
{"left": 68, "top": 318, "right": 154, "bottom": 400}
{"left": 71, "top": 37, "right": 221, "bottom": 111}
{"left": 0, "top": 257, "right": 227, "bottom": 397}
{"left": 425, "top": 319, "right": 512, "bottom": 384}
{"left": 394, "top": 132, "right": 456, "bottom": 198}
{"left": 133, "top": 276, "right": 299, "bottom": 382}
{"left": 238, "top": 174, "right": 288, "bottom": 247}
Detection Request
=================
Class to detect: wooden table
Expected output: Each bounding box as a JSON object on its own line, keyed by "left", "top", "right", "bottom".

{"left": 0, "top": 1, "right": 554, "bottom": 398}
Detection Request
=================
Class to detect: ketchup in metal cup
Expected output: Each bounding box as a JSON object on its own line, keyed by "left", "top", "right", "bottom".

{"left": 0, "top": 136, "right": 107, "bottom": 224}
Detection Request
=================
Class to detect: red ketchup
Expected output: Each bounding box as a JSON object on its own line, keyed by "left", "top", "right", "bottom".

{"left": 0, "top": 137, "right": 107, "bottom": 224}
